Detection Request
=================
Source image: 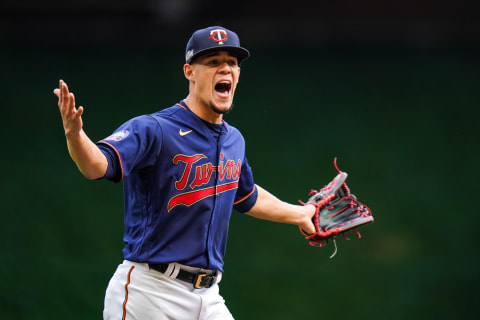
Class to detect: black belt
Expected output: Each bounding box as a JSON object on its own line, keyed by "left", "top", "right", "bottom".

{"left": 149, "top": 263, "right": 217, "bottom": 289}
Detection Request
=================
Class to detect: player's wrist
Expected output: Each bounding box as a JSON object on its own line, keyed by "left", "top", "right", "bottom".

{"left": 64, "top": 127, "right": 82, "bottom": 139}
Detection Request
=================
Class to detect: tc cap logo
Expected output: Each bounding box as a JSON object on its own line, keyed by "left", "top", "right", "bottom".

{"left": 210, "top": 29, "right": 228, "bottom": 45}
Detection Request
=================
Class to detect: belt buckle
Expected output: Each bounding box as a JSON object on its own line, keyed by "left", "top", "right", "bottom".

{"left": 194, "top": 272, "right": 207, "bottom": 289}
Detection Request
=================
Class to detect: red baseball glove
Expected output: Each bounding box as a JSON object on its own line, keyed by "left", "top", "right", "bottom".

{"left": 299, "top": 158, "right": 374, "bottom": 258}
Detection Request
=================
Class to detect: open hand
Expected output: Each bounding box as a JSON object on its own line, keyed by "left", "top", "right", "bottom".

{"left": 53, "top": 79, "right": 84, "bottom": 137}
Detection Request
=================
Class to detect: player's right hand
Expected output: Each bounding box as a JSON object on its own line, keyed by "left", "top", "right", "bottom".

{"left": 53, "top": 79, "right": 84, "bottom": 137}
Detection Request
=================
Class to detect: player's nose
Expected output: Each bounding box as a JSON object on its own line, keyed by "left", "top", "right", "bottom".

{"left": 217, "top": 61, "right": 232, "bottom": 74}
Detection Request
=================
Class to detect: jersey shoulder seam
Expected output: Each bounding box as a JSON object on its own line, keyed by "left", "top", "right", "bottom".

{"left": 144, "top": 114, "right": 164, "bottom": 165}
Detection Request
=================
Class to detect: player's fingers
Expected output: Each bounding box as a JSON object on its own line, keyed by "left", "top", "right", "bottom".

{"left": 300, "top": 205, "right": 316, "bottom": 234}
{"left": 61, "top": 80, "right": 70, "bottom": 101}
{"left": 53, "top": 88, "right": 61, "bottom": 109}
{"left": 76, "top": 106, "right": 84, "bottom": 118}
{"left": 69, "top": 92, "right": 76, "bottom": 114}
{"left": 59, "top": 80, "right": 64, "bottom": 106}
{"left": 63, "top": 80, "right": 69, "bottom": 91}
{"left": 303, "top": 221, "right": 316, "bottom": 235}
{"left": 63, "top": 89, "right": 72, "bottom": 114}
{"left": 60, "top": 80, "right": 69, "bottom": 108}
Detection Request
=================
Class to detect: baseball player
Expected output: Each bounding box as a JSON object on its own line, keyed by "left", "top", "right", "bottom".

{"left": 54, "top": 26, "right": 316, "bottom": 319}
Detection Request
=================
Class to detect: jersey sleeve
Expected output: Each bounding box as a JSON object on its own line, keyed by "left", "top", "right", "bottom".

{"left": 98, "top": 143, "right": 122, "bottom": 182}
{"left": 96, "top": 115, "right": 162, "bottom": 180}
{"left": 233, "top": 157, "right": 258, "bottom": 213}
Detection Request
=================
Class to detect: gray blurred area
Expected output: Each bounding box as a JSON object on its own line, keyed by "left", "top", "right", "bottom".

{"left": 1, "top": 1, "right": 479, "bottom": 319}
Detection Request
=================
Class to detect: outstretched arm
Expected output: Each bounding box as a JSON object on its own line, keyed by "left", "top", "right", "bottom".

{"left": 246, "top": 185, "right": 316, "bottom": 234}
{"left": 54, "top": 80, "right": 108, "bottom": 179}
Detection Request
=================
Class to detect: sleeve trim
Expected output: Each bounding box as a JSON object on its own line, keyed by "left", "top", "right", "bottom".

{"left": 233, "top": 185, "right": 256, "bottom": 205}
{"left": 97, "top": 141, "right": 125, "bottom": 181}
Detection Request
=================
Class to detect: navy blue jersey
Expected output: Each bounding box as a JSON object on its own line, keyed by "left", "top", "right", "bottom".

{"left": 97, "top": 101, "right": 257, "bottom": 272}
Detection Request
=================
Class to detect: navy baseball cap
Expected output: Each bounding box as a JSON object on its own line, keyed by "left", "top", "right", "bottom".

{"left": 185, "top": 26, "right": 250, "bottom": 64}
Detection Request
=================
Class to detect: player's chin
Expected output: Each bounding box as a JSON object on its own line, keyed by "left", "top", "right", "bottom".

{"left": 209, "top": 100, "right": 234, "bottom": 115}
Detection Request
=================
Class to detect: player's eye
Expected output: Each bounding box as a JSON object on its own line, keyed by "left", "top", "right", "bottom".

{"left": 227, "top": 60, "right": 238, "bottom": 67}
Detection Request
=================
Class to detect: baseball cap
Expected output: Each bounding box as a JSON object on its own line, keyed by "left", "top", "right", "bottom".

{"left": 185, "top": 26, "right": 250, "bottom": 64}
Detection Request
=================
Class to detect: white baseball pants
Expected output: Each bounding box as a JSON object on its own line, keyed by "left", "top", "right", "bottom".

{"left": 103, "top": 260, "right": 234, "bottom": 320}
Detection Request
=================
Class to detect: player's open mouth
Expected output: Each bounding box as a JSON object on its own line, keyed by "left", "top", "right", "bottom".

{"left": 214, "top": 80, "right": 231, "bottom": 97}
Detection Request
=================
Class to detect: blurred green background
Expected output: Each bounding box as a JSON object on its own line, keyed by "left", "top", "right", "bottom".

{"left": 1, "top": 1, "right": 479, "bottom": 319}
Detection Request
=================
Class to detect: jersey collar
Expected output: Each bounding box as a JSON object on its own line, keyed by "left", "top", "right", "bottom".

{"left": 177, "top": 100, "right": 230, "bottom": 133}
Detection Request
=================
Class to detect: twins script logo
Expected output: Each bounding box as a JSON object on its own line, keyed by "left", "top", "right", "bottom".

{"left": 167, "top": 153, "right": 241, "bottom": 212}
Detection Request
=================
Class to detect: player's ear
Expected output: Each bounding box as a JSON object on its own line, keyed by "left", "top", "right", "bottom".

{"left": 184, "top": 64, "right": 195, "bottom": 81}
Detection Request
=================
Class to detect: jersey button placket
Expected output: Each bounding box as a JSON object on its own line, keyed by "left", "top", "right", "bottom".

{"left": 205, "top": 135, "right": 224, "bottom": 269}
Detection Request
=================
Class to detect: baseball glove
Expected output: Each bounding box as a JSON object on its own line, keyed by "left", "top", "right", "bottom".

{"left": 299, "top": 158, "right": 373, "bottom": 258}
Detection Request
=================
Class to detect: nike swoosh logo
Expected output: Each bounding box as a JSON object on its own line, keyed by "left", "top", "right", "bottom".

{"left": 179, "top": 129, "right": 192, "bottom": 136}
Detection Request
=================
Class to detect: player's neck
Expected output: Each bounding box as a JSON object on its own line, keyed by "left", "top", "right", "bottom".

{"left": 183, "top": 95, "right": 223, "bottom": 124}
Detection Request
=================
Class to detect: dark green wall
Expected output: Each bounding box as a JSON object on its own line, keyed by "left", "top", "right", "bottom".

{"left": 1, "top": 48, "right": 478, "bottom": 319}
